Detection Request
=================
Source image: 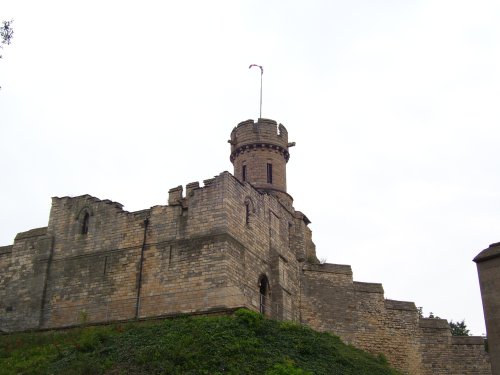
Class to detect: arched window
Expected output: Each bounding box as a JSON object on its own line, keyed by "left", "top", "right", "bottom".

{"left": 77, "top": 207, "right": 93, "bottom": 236}
{"left": 81, "top": 212, "right": 90, "bottom": 235}
{"left": 259, "top": 275, "right": 270, "bottom": 315}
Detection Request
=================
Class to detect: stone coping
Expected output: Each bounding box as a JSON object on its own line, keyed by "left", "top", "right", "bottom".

{"left": 385, "top": 299, "right": 416, "bottom": 311}
{"left": 14, "top": 227, "right": 48, "bottom": 240}
{"left": 354, "top": 281, "right": 384, "bottom": 294}
{"left": 303, "top": 263, "right": 352, "bottom": 275}
{"left": 0, "top": 245, "right": 13, "bottom": 255}
{"left": 419, "top": 318, "right": 450, "bottom": 329}
{"left": 474, "top": 242, "right": 500, "bottom": 263}
{"left": 451, "top": 336, "right": 486, "bottom": 345}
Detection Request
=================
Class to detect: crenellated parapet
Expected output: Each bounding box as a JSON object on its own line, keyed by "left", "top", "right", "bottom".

{"left": 167, "top": 177, "right": 216, "bottom": 207}
{"left": 229, "top": 118, "right": 292, "bottom": 163}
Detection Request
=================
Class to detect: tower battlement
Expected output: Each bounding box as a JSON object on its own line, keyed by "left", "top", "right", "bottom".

{"left": 229, "top": 119, "right": 295, "bottom": 206}
{"left": 229, "top": 119, "right": 291, "bottom": 161}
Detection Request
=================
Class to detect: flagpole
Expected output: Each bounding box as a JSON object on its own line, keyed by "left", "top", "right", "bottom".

{"left": 259, "top": 70, "right": 263, "bottom": 118}
{"left": 249, "top": 64, "right": 263, "bottom": 119}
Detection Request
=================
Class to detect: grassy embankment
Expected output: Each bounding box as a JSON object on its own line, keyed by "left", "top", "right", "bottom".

{"left": 0, "top": 309, "right": 400, "bottom": 374}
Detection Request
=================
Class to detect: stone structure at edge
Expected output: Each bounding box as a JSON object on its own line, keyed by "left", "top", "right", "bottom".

{"left": 475, "top": 243, "right": 500, "bottom": 375}
{"left": 0, "top": 118, "right": 492, "bottom": 374}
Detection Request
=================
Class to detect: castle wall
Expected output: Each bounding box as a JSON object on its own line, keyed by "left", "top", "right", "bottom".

{"left": 0, "top": 172, "right": 314, "bottom": 331}
{"left": 419, "top": 319, "right": 491, "bottom": 375}
{"left": 450, "top": 336, "right": 492, "bottom": 374}
{"left": 0, "top": 169, "right": 492, "bottom": 374}
{"left": 0, "top": 174, "right": 254, "bottom": 330}
{"left": 221, "top": 171, "right": 306, "bottom": 321}
{"left": 39, "top": 196, "right": 147, "bottom": 327}
{"left": 300, "top": 263, "right": 357, "bottom": 338}
{"left": 300, "top": 263, "right": 490, "bottom": 374}
{"left": 0, "top": 228, "right": 53, "bottom": 331}
{"left": 419, "top": 318, "right": 455, "bottom": 374}
{"left": 352, "top": 281, "right": 387, "bottom": 352}
{"left": 384, "top": 300, "right": 422, "bottom": 374}
{"left": 137, "top": 177, "right": 245, "bottom": 317}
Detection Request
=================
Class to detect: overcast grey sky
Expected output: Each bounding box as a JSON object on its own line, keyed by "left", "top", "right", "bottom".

{"left": 1, "top": 0, "right": 499, "bottom": 335}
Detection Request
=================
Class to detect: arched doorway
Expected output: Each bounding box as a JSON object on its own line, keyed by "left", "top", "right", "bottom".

{"left": 259, "top": 275, "right": 270, "bottom": 315}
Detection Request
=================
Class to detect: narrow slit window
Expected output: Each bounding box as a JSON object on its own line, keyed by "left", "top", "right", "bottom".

{"left": 245, "top": 202, "right": 250, "bottom": 224}
{"left": 242, "top": 165, "right": 247, "bottom": 181}
{"left": 259, "top": 275, "right": 269, "bottom": 314}
{"left": 82, "top": 212, "right": 90, "bottom": 235}
{"left": 267, "top": 163, "right": 273, "bottom": 184}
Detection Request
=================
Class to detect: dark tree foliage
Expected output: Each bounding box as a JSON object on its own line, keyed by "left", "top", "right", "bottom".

{"left": 0, "top": 19, "right": 14, "bottom": 59}
{"left": 419, "top": 308, "right": 471, "bottom": 337}
{"left": 449, "top": 319, "right": 470, "bottom": 336}
{"left": 417, "top": 307, "right": 423, "bottom": 318}
{"left": 417, "top": 308, "right": 441, "bottom": 319}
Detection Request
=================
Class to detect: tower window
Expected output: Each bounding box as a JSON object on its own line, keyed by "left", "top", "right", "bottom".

{"left": 82, "top": 212, "right": 90, "bottom": 235}
{"left": 242, "top": 165, "right": 247, "bottom": 182}
{"left": 267, "top": 163, "right": 273, "bottom": 184}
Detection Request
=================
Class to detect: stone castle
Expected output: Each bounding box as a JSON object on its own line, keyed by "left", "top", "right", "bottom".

{"left": 0, "top": 118, "right": 494, "bottom": 374}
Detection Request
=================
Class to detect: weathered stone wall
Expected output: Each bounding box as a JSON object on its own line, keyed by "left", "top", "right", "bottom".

{"left": 0, "top": 172, "right": 313, "bottom": 331}
{"left": 450, "top": 336, "right": 491, "bottom": 375}
{"left": 1, "top": 174, "right": 245, "bottom": 330}
{"left": 384, "top": 300, "right": 422, "bottom": 374}
{"left": 300, "top": 262, "right": 490, "bottom": 374}
{"left": 419, "top": 319, "right": 491, "bottom": 375}
{"left": 0, "top": 228, "right": 53, "bottom": 331}
{"left": 221, "top": 171, "right": 309, "bottom": 321}
{"left": 419, "top": 318, "right": 456, "bottom": 374}
{"left": 300, "top": 263, "right": 357, "bottom": 338}
{"left": 39, "top": 196, "right": 147, "bottom": 327}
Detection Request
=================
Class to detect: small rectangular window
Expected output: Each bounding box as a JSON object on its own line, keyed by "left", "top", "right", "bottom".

{"left": 242, "top": 165, "right": 247, "bottom": 181}
{"left": 267, "top": 163, "right": 273, "bottom": 184}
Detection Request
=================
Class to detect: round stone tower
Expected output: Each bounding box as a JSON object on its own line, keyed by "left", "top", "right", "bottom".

{"left": 229, "top": 118, "right": 295, "bottom": 206}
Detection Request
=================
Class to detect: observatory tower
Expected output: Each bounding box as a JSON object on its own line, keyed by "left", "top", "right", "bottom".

{"left": 229, "top": 118, "right": 295, "bottom": 206}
